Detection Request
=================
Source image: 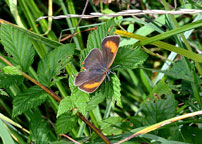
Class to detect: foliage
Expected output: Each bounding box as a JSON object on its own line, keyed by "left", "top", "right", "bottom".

{"left": 0, "top": 24, "right": 35, "bottom": 72}
{"left": 12, "top": 86, "right": 48, "bottom": 117}
{"left": 37, "top": 44, "right": 75, "bottom": 87}
{"left": 0, "top": 0, "right": 202, "bottom": 144}
{"left": 56, "top": 112, "right": 78, "bottom": 134}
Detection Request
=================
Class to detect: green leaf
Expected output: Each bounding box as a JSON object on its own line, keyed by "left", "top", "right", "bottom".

{"left": 29, "top": 111, "right": 56, "bottom": 144}
{"left": 101, "top": 79, "right": 114, "bottom": 99}
{"left": 142, "top": 67, "right": 193, "bottom": 82}
{"left": 111, "top": 74, "right": 122, "bottom": 108}
{"left": 0, "top": 88, "right": 8, "bottom": 96}
{"left": 0, "top": 73, "right": 24, "bottom": 88}
{"left": 58, "top": 68, "right": 89, "bottom": 117}
{"left": 0, "top": 119, "right": 15, "bottom": 144}
{"left": 2, "top": 66, "right": 21, "bottom": 75}
{"left": 80, "top": 19, "right": 116, "bottom": 63}
{"left": 68, "top": 69, "right": 78, "bottom": 92}
{"left": 37, "top": 43, "right": 75, "bottom": 87}
{"left": 100, "top": 74, "right": 122, "bottom": 108}
{"left": 127, "top": 23, "right": 134, "bottom": 33}
{"left": 57, "top": 96, "right": 74, "bottom": 117}
{"left": 0, "top": 23, "right": 61, "bottom": 49}
{"left": 71, "top": 87, "right": 89, "bottom": 115}
{"left": 149, "top": 80, "right": 173, "bottom": 98}
{"left": 86, "top": 92, "right": 105, "bottom": 112}
{"left": 180, "top": 125, "right": 202, "bottom": 143}
{"left": 56, "top": 112, "right": 77, "bottom": 134}
{"left": 12, "top": 86, "right": 48, "bottom": 117}
{"left": 57, "top": 89, "right": 89, "bottom": 117}
{"left": 168, "top": 60, "right": 192, "bottom": 81}
{"left": 0, "top": 24, "right": 35, "bottom": 72}
{"left": 114, "top": 46, "right": 148, "bottom": 69}
{"left": 68, "top": 69, "right": 89, "bottom": 115}
{"left": 141, "top": 95, "right": 178, "bottom": 125}
{"left": 99, "top": 117, "right": 123, "bottom": 135}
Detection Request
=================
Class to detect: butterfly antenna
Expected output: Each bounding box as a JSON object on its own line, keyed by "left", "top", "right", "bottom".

{"left": 110, "top": 65, "right": 120, "bottom": 70}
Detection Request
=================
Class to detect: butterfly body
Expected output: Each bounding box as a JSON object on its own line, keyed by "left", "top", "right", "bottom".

{"left": 74, "top": 35, "right": 120, "bottom": 93}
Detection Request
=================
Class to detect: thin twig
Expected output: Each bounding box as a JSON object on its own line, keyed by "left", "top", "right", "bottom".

{"left": 0, "top": 56, "right": 62, "bottom": 102}
{"left": 60, "top": 134, "right": 80, "bottom": 144}
{"left": 60, "top": 27, "right": 97, "bottom": 42}
{"left": 36, "top": 9, "right": 202, "bottom": 21}
{"left": 70, "top": 0, "right": 89, "bottom": 42}
{"left": 77, "top": 112, "right": 111, "bottom": 144}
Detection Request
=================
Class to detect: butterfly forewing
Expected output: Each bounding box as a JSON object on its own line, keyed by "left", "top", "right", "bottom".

{"left": 101, "top": 35, "right": 120, "bottom": 68}
{"left": 82, "top": 48, "right": 103, "bottom": 70}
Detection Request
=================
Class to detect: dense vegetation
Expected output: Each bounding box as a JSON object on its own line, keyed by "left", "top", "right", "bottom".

{"left": 0, "top": 0, "right": 202, "bottom": 143}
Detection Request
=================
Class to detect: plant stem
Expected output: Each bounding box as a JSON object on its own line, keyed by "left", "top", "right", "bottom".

{"left": 77, "top": 112, "right": 111, "bottom": 144}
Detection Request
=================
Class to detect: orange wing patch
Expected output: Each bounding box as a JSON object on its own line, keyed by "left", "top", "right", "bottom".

{"left": 83, "top": 82, "right": 100, "bottom": 88}
{"left": 104, "top": 41, "right": 117, "bottom": 53}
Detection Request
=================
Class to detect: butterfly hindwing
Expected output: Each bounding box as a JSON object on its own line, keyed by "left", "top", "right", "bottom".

{"left": 78, "top": 73, "right": 106, "bottom": 93}
{"left": 74, "top": 71, "right": 102, "bottom": 86}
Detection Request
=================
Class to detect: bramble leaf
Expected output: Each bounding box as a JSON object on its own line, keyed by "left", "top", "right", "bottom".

{"left": 57, "top": 96, "right": 74, "bottom": 117}
{"left": 111, "top": 74, "right": 122, "bottom": 108}
{"left": 12, "top": 86, "right": 48, "bottom": 117}
{"left": 56, "top": 112, "right": 77, "bottom": 134}
{"left": 99, "top": 117, "right": 123, "bottom": 135}
{"left": 0, "top": 24, "right": 35, "bottom": 72}
{"left": 0, "top": 73, "right": 24, "bottom": 88}
{"left": 3, "top": 66, "right": 21, "bottom": 75}
{"left": 114, "top": 46, "right": 148, "bottom": 69}
{"left": 86, "top": 92, "right": 105, "bottom": 112}
{"left": 168, "top": 60, "right": 192, "bottom": 81}
{"left": 37, "top": 44, "right": 75, "bottom": 87}
{"left": 30, "top": 111, "right": 56, "bottom": 143}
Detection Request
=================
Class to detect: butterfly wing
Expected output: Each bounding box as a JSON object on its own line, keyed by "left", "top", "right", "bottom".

{"left": 74, "top": 71, "right": 99, "bottom": 86}
{"left": 101, "top": 35, "right": 120, "bottom": 68}
{"left": 74, "top": 71, "right": 106, "bottom": 93}
{"left": 78, "top": 73, "right": 106, "bottom": 93}
{"left": 82, "top": 48, "right": 104, "bottom": 70}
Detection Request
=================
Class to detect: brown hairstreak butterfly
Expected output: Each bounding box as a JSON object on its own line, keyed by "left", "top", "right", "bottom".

{"left": 74, "top": 35, "right": 120, "bottom": 93}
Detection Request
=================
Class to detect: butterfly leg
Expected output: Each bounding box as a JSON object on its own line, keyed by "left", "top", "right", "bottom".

{"left": 107, "top": 73, "right": 110, "bottom": 82}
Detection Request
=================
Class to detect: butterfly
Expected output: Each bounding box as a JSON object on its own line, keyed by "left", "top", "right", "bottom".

{"left": 74, "top": 35, "right": 120, "bottom": 93}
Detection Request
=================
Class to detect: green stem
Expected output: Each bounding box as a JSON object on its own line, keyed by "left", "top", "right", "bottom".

{"left": 104, "top": 99, "right": 113, "bottom": 119}
{"left": 77, "top": 112, "right": 111, "bottom": 144}
{"left": 77, "top": 113, "right": 89, "bottom": 137}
